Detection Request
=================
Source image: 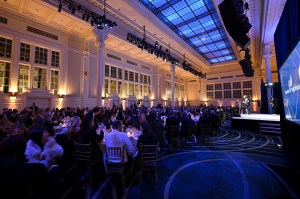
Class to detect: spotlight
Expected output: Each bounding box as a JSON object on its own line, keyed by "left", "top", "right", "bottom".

{"left": 82, "top": 15, "right": 85, "bottom": 20}
{"left": 71, "top": 7, "right": 76, "bottom": 14}
{"left": 90, "top": 20, "right": 94, "bottom": 26}
{"left": 155, "top": 41, "right": 158, "bottom": 47}
{"left": 97, "top": 24, "right": 103, "bottom": 29}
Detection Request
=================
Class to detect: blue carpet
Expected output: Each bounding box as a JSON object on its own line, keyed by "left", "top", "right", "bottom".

{"left": 124, "top": 127, "right": 298, "bottom": 199}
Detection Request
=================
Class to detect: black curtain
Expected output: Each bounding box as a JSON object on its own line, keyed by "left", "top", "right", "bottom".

{"left": 260, "top": 79, "right": 268, "bottom": 114}
{"left": 274, "top": 0, "right": 300, "bottom": 67}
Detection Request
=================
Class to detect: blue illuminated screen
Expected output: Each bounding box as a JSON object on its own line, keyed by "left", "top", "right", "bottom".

{"left": 139, "top": 0, "right": 236, "bottom": 64}
{"left": 279, "top": 40, "right": 300, "bottom": 125}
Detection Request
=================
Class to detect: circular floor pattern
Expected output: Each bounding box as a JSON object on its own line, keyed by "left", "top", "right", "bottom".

{"left": 125, "top": 128, "right": 293, "bottom": 199}
{"left": 126, "top": 151, "right": 296, "bottom": 199}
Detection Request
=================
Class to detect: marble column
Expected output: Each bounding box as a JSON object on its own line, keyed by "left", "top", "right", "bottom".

{"left": 82, "top": 51, "right": 90, "bottom": 108}
{"left": 94, "top": 28, "right": 108, "bottom": 107}
{"left": 170, "top": 63, "right": 175, "bottom": 107}
{"left": 263, "top": 44, "right": 273, "bottom": 114}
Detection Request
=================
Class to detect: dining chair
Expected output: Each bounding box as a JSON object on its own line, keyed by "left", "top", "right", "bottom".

{"left": 105, "top": 145, "right": 127, "bottom": 191}
{"left": 200, "top": 123, "right": 212, "bottom": 143}
{"left": 73, "top": 142, "right": 99, "bottom": 196}
{"left": 170, "top": 125, "right": 180, "bottom": 150}
{"left": 139, "top": 142, "right": 159, "bottom": 181}
{"left": 187, "top": 125, "right": 197, "bottom": 144}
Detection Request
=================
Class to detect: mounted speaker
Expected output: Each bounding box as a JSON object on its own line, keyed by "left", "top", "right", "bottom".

{"left": 218, "top": 0, "right": 252, "bottom": 49}
{"left": 239, "top": 59, "right": 254, "bottom": 77}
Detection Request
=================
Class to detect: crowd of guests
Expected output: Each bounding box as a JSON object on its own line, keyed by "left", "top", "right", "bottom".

{"left": 0, "top": 102, "right": 238, "bottom": 197}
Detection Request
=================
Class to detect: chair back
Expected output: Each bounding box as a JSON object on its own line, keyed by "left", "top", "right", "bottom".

{"left": 188, "top": 125, "right": 197, "bottom": 137}
{"left": 105, "top": 146, "right": 126, "bottom": 178}
{"left": 140, "top": 143, "right": 159, "bottom": 171}
{"left": 73, "top": 142, "right": 92, "bottom": 162}
{"left": 106, "top": 146, "right": 125, "bottom": 164}
{"left": 201, "top": 123, "right": 212, "bottom": 137}
{"left": 171, "top": 126, "right": 180, "bottom": 137}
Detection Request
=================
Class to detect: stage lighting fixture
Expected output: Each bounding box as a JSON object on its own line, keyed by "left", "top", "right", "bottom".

{"left": 58, "top": 1, "right": 62, "bottom": 12}
{"left": 57, "top": 0, "right": 117, "bottom": 29}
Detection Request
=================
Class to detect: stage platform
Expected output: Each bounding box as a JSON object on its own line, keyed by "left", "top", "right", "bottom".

{"left": 231, "top": 113, "right": 281, "bottom": 132}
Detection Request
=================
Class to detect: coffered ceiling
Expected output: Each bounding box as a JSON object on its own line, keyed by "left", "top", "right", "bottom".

{"left": 0, "top": 0, "right": 287, "bottom": 80}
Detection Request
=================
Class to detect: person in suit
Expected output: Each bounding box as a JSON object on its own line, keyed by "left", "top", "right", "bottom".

{"left": 242, "top": 95, "right": 250, "bottom": 115}
{"left": 270, "top": 96, "right": 278, "bottom": 115}
{"left": 84, "top": 106, "right": 101, "bottom": 128}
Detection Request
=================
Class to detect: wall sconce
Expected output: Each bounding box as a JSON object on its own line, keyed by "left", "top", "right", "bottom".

{"left": 83, "top": 71, "right": 89, "bottom": 78}
{"left": 121, "top": 97, "right": 126, "bottom": 101}
{"left": 9, "top": 92, "right": 17, "bottom": 99}
{"left": 58, "top": 94, "right": 65, "bottom": 100}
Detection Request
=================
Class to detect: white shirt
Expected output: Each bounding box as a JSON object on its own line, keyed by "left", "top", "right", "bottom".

{"left": 105, "top": 129, "right": 134, "bottom": 163}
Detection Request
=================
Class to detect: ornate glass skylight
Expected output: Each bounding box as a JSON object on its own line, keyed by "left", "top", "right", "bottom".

{"left": 139, "top": 0, "right": 236, "bottom": 64}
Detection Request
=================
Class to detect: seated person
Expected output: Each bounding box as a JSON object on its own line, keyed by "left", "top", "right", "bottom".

{"left": 122, "top": 115, "right": 132, "bottom": 131}
{"left": 77, "top": 114, "right": 104, "bottom": 161}
{"left": 181, "top": 113, "right": 196, "bottom": 141}
{"left": 137, "top": 123, "right": 158, "bottom": 148}
{"left": 105, "top": 120, "right": 134, "bottom": 163}
{"left": 9, "top": 122, "right": 28, "bottom": 140}
{"left": 0, "top": 136, "right": 50, "bottom": 198}
{"left": 25, "top": 126, "right": 64, "bottom": 170}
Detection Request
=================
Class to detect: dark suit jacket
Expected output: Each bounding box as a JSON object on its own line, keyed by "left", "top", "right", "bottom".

{"left": 0, "top": 160, "right": 50, "bottom": 198}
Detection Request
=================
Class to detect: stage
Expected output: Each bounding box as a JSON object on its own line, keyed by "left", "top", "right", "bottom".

{"left": 231, "top": 113, "right": 281, "bottom": 132}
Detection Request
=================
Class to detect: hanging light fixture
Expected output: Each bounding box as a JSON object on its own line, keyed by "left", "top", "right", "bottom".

{"left": 56, "top": 0, "right": 117, "bottom": 29}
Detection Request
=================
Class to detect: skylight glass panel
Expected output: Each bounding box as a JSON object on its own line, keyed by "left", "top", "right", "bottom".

{"left": 216, "top": 41, "right": 226, "bottom": 49}
{"left": 139, "top": 0, "right": 236, "bottom": 64}
{"left": 190, "top": 1, "right": 205, "bottom": 9}
{"left": 166, "top": 13, "right": 180, "bottom": 21}
{"left": 220, "top": 49, "right": 230, "bottom": 55}
{"left": 191, "top": 25, "right": 202, "bottom": 32}
{"left": 172, "top": 18, "right": 184, "bottom": 25}
{"left": 177, "top": 7, "right": 191, "bottom": 16}
{"left": 172, "top": 1, "right": 187, "bottom": 10}
{"left": 151, "top": 0, "right": 166, "bottom": 7}
{"left": 181, "top": 12, "right": 195, "bottom": 21}
{"left": 189, "top": 20, "right": 201, "bottom": 28}
{"left": 162, "top": 7, "right": 175, "bottom": 16}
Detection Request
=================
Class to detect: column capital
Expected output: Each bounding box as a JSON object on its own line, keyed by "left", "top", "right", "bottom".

{"left": 94, "top": 27, "right": 108, "bottom": 48}
{"left": 170, "top": 63, "right": 176, "bottom": 72}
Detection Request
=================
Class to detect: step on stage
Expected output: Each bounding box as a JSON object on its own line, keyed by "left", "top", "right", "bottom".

{"left": 231, "top": 113, "right": 280, "bottom": 132}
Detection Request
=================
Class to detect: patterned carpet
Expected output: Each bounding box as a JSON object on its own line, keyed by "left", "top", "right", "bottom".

{"left": 95, "top": 126, "right": 299, "bottom": 199}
